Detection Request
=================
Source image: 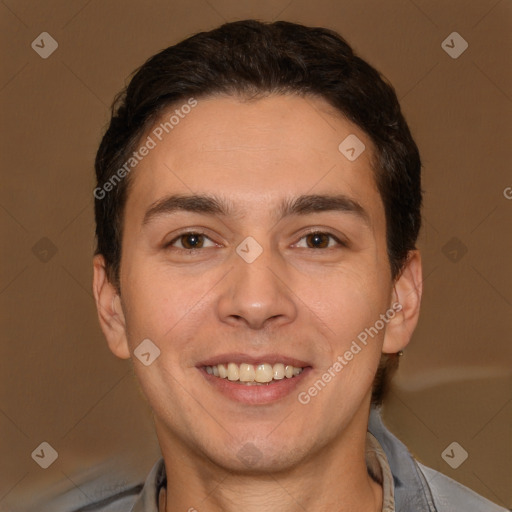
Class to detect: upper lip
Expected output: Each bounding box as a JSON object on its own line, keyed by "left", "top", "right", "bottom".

{"left": 197, "top": 353, "right": 312, "bottom": 368}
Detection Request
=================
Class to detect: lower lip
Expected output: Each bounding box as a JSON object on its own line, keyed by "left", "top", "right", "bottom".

{"left": 199, "top": 367, "right": 312, "bottom": 405}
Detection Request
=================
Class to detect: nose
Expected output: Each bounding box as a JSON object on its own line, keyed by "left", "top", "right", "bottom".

{"left": 216, "top": 237, "right": 297, "bottom": 331}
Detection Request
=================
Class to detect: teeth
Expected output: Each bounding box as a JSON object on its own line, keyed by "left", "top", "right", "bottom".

{"left": 204, "top": 362, "right": 304, "bottom": 383}
{"left": 218, "top": 363, "right": 228, "bottom": 379}
{"left": 239, "top": 363, "right": 255, "bottom": 382}
{"left": 255, "top": 363, "right": 273, "bottom": 382}
{"left": 273, "top": 363, "right": 285, "bottom": 380}
{"left": 227, "top": 362, "right": 239, "bottom": 381}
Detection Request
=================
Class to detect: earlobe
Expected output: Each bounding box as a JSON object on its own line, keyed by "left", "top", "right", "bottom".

{"left": 92, "top": 255, "right": 131, "bottom": 360}
{"left": 382, "top": 250, "right": 422, "bottom": 354}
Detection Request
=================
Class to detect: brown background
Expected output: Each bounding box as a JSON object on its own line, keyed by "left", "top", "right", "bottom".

{"left": 1, "top": 1, "right": 511, "bottom": 510}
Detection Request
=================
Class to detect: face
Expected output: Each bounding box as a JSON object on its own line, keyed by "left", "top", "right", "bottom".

{"left": 94, "top": 93, "right": 421, "bottom": 474}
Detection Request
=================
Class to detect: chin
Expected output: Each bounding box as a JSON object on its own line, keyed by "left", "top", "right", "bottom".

{"left": 205, "top": 435, "right": 308, "bottom": 474}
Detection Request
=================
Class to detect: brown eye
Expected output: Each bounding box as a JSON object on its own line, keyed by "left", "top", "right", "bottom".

{"left": 167, "top": 232, "right": 215, "bottom": 250}
{"left": 180, "top": 233, "right": 204, "bottom": 249}
{"left": 296, "top": 231, "right": 344, "bottom": 249}
{"left": 305, "top": 232, "right": 330, "bottom": 248}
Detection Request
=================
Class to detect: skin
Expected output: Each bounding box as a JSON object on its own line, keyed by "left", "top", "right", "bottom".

{"left": 93, "top": 93, "right": 422, "bottom": 512}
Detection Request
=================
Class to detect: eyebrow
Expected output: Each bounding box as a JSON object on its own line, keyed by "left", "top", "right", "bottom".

{"left": 142, "top": 193, "right": 371, "bottom": 227}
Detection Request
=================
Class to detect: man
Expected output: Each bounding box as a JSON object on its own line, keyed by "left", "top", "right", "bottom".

{"left": 90, "top": 19, "right": 506, "bottom": 512}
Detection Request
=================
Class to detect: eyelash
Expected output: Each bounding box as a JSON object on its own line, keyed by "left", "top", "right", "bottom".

{"left": 165, "top": 229, "right": 347, "bottom": 253}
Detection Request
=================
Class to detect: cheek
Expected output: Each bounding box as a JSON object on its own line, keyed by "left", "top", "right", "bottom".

{"left": 120, "top": 260, "right": 217, "bottom": 357}
{"left": 120, "top": 260, "right": 176, "bottom": 343}
{"left": 301, "top": 266, "right": 393, "bottom": 389}
{"left": 119, "top": 269, "right": 202, "bottom": 412}
{"left": 310, "top": 265, "right": 388, "bottom": 331}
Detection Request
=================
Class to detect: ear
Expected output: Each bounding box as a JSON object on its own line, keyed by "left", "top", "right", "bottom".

{"left": 92, "top": 254, "right": 131, "bottom": 360}
{"left": 382, "top": 250, "right": 422, "bottom": 354}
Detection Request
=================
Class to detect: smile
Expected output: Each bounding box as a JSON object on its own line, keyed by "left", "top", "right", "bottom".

{"left": 204, "top": 362, "right": 304, "bottom": 384}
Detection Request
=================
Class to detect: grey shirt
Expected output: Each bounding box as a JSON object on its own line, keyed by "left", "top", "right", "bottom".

{"left": 45, "top": 407, "right": 508, "bottom": 511}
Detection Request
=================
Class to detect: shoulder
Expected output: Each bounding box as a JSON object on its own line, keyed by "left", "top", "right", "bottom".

{"left": 72, "top": 457, "right": 164, "bottom": 512}
{"left": 34, "top": 481, "right": 142, "bottom": 512}
{"left": 36, "top": 481, "right": 143, "bottom": 512}
{"left": 415, "top": 461, "right": 509, "bottom": 512}
{"left": 69, "top": 488, "right": 141, "bottom": 512}
{"left": 66, "top": 457, "right": 165, "bottom": 512}
{"left": 34, "top": 457, "right": 164, "bottom": 512}
{"left": 368, "top": 406, "right": 509, "bottom": 512}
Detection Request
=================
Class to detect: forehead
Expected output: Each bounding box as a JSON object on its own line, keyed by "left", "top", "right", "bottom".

{"left": 124, "top": 94, "right": 383, "bottom": 225}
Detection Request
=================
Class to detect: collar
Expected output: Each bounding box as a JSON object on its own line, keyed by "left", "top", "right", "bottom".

{"left": 366, "top": 431, "right": 395, "bottom": 512}
{"left": 131, "top": 406, "right": 436, "bottom": 512}
{"left": 368, "top": 406, "right": 436, "bottom": 511}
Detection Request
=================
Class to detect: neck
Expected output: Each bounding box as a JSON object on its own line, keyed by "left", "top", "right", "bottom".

{"left": 156, "top": 405, "right": 382, "bottom": 512}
